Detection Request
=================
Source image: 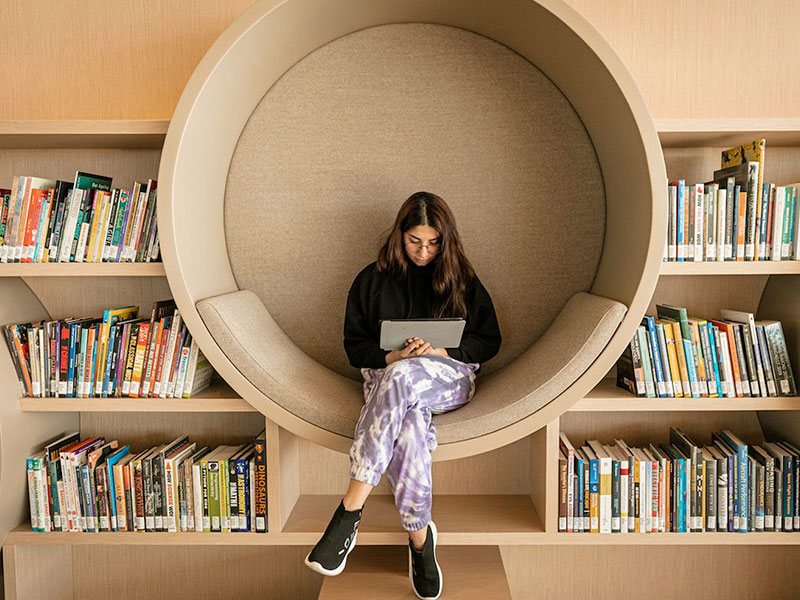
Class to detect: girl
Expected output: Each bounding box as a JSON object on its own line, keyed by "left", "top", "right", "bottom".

{"left": 305, "top": 191, "right": 502, "bottom": 599}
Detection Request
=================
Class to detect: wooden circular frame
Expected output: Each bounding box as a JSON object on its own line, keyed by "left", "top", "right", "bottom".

{"left": 158, "top": 0, "right": 666, "bottom": 460}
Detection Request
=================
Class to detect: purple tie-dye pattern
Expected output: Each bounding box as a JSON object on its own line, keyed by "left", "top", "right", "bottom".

{"left": 348, "top": 354, "right": 480, "bottom": 532}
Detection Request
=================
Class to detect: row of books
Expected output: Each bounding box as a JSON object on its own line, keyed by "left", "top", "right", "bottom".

{"left": 558, "top": 428, "right": 799, "bottom": 534}
{"left": 662, "top": 138, "right": 800, "bottom": 262}
{"left": 616, "top": 304, "right": 796, "bottom": 398}
{"left": 26, "top": 431, "right": 268, "bottom": 533}
{"left": 3, "top": 299, "right": 214, "bottom": 398}
{"left": 0, "top": 172, "right": 160, "bottom": 263}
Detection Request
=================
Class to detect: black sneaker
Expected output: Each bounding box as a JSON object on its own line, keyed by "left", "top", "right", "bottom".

{"left": 408, "top": 520, "right": 442, "bottom": 600}
{"left": 304, "top": 499, "right": 362, "bottom": 576}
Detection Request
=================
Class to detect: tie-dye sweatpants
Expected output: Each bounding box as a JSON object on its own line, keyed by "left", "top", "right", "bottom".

{"left": 348, "top": 354, "right": 480, "bottom": 532}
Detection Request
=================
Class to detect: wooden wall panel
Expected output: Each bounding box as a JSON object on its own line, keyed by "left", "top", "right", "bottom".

{"left": 501, "top": 545, "right": 800, "bottom": 599}
{"left": 72, "top": 546, "right": 319, "bottom": 600}
{"left": 2, "top": 1, "right": 800, "bottom": 120}
{"left": 564, "top": 0, "right": 800, "bottom": 119}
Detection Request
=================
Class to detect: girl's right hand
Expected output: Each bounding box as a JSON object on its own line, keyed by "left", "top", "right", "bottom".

{"left": 385, "top": 337, "right": 432, "bottom": 364}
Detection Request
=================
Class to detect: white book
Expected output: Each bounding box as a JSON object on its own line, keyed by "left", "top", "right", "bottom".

{"left": 706, "top": 188, "right": 716, "bottom": 261}
{"left": 126, "top": 185, "right": 149, "bottom": 261}
{"left": 166, "top": 328, "right": 186, "bottom": 398}
{"left": 559, "top": 433, "right": 575, "bottom": 532}
{"left": 716, "top": 188, "right": 726, "bottom": 262}
{"left": 718, "top": 331, "right": 735, "bottom": 398}
{"left": 182, "top": 338, "right": 200, "bottom": 397}
{"left": 192, "top": 461, "right": 204, "bottom": 532}
{"left": 165, "top": 444, "right": 196, "bottom": 532}
{"left": 158, "top": 311, "right": 181, "bottom": 398}
{"left": 685, "top": 186, "right": 695, "bottom": 260}
{"left": 58, "top": 188, "right": 83, "bottom": 262}
{"left": 771, "top": 187, "right": 786, "bottom": 261}
{"left": 693, "top": 183, "right": 705, "bottom": 261}
{"left": 174, "top": 343, "right": 191, "bottom": 402}
{"left": 27, "top": 454, "right": 42, "bottom": 531}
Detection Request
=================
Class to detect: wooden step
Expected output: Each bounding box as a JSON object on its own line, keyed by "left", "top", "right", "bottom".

{"left": 317, "top": 545, "right": 511, "bottom": 599}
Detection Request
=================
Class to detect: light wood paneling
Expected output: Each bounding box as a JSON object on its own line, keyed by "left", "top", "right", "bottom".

{"left": 0, "top": 148, "right": 160, "bottom": 190}
{"left": 560, "top": 410, "right": 766, "bottom": 448}
{"left": 72, "top": 545, "right": 318, "bottom": 600}
{"left": 564, "top": 0, "right": 800, "bottom": 119}
{"left": 648, "top": 274, "right": 767, "bottom": 318}
{"left": 5, "top": 545, "right": 73, "bottom": 600}
{"left": 296, "top": 432, "right": 532, "bottom": 496}
{"left": 79, "top": 412, "right": 265, "bottom": 449}
{"left": 283, "top": 494, "right": 543, "bottom": 537}
{"left": 501, "top": 545, "right": 800, "bottom": 599}
{"left": 0, "top": 1, "right": 265, "bottom": 120}
{"left": 4, "top": 1, "right": 800, "bottom": 120}
{"left": 664, "top": 146, "right": 800, "bottom": 185}
{"left": 23, "top": 276, "right": 172, "bottom": 322}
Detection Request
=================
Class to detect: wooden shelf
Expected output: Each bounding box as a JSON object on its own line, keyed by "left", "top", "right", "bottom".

{"left": 660, "top": 261, "right": 800, "bottom": 276}
{"left": 2, "top": 119, "right": 799, "bottom": 151}
{"left": 4, "top": 525, "right": 276, "bottom": 546}
{"left": 655, "top": 118, "right": 800, "bottom": 147}
{"left": 0, "top": 262, "right": 165, "bottom": 277}
{"left": 572, "top": 378, "right": 800, "bottom": 412}
{"left": 545, "top": 532, "right": 800, "bottom": 545}
{"left": 318, "top": 545, "right": 512, "bottom": 599}
{"left": 7, "top": 522, "right": 799, "bottom": 547}
{"left": 282, "top": 494, "right": 543, "bottom": 544}
{"left": 0, "top": 120, "right": 168, "bottom": 149}
{"left": 18, "top": 379, "right": 254, "bottom": 412}
{"left": 25, "top": 377, "right": 799, "bottom": 414}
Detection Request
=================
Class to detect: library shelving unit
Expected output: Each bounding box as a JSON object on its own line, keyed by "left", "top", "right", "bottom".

{"left": 2, "top": 5, "right": 800, "bottom": 600}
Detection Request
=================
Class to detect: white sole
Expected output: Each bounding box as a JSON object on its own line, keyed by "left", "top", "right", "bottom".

{"left": 409, "top": 521, "right": 442, "bottom": 600}
{"left": 304, "top": 529, "right": 358, "bottom": 577}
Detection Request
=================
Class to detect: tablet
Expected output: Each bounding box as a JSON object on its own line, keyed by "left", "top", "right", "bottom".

{"left": 379, "top": 318, "right": 466, "bottom": 351}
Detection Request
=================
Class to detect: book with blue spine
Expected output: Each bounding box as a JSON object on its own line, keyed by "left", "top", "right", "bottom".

{"left": 654, "top": 322, "right": 675, "bottom": 396}
{"left": 583, "top": 445, "right": 599, "bottom": 533}
{"left": 105, "top": 445, "right": 131, "bottom": 531}
{"left": 642, "top": 316, "right": 666, "bottom": 397}
{"left": 704, "top": 322, "right": 723, "bottom": 398}
{"left": 714, "top": 430, "right": 748, "bottom": 532}
{"left": 574, "top": 451, "right": 584, "bottom": 533}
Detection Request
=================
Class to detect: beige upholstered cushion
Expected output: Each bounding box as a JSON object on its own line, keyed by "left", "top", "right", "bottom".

{"left": 196, "top": 290, "right": 625, "bottom": 443}
{"left": 224, "top": 22, "right": 605, "bottom": 382}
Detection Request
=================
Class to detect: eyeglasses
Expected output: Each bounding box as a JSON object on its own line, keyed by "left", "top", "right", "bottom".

{"left": 404, "top": 238, "right": 441, "bottom": 253}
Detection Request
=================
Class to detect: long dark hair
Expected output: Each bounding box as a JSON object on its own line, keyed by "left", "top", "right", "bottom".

{"left": 376, "top": 191, "right": 475, "bottom": 318}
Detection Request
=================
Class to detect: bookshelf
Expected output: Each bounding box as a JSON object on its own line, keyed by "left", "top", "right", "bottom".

{"left": 2, "top": 142, "right": 799, "bottom": 596}
{"left": 3, "top": 6, "right": 800, "bottom": 600}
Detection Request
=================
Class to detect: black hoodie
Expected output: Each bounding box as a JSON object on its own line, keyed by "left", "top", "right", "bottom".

{"left": 342, "top": 258, "right": 502, "bottom": 372}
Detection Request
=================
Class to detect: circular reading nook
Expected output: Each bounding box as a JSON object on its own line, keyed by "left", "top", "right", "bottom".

{"left": 158, "top": 0, "right": 666, "bottom": 460}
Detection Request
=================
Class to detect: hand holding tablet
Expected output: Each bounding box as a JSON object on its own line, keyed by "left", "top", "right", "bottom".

{"left": 379, "top": 318, "right": 466, "bottom": 351}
